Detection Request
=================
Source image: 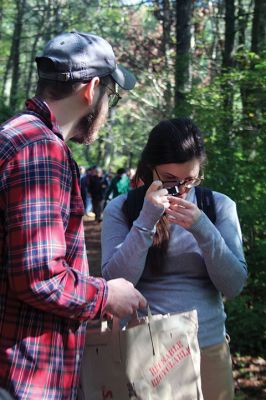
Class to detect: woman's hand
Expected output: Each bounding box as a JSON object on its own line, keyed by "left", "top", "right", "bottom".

{"left": 145, "top": 181, "right": 170, "bottom": 210}
{"left": 165, "top": 196, "right": 202, "bottom": 229}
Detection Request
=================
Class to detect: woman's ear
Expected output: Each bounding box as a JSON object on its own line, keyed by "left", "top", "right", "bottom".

{"left": 83, "top": 77, "right": 100, "bottom": 105}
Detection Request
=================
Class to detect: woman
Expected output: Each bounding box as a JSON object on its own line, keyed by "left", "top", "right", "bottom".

{"left": 101, "top": 117, "right": 247, "bottom": 400}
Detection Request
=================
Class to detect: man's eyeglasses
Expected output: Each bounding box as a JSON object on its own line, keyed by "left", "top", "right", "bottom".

{"left": 101, "top": 83, "right": 122, "bottom": 108}
{"left": 154, "top": 167, "right": 203, "bottom": 194}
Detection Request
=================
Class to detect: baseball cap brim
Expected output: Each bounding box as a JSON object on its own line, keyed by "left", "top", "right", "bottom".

{"left": 111, "top": 64, "right": 136, "bottom": 90}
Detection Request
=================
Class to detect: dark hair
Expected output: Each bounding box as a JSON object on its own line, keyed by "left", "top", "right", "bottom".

{"left": 135, "top": 117, "right": 206, "bottom": 186}
{"left": 135, "top": 117, "right": 206, "bottom": 273}
{"left": 36, "top": 59, "right": 112, "bottom": 100}
{"left": 117, "top": 168, "right": 126, "bottom": 175}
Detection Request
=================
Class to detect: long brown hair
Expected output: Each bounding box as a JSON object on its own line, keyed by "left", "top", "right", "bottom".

{"left": 135, "top": 117, "right": 206, "bottom": 273}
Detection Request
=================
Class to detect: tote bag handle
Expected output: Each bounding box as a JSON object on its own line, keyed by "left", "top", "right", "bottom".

{"left": 111, "top": 306, "right": 155, "bottom": 363}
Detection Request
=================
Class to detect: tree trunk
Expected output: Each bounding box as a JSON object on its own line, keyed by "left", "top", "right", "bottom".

{"left": 251, "top": 0, "right": 266, "bottom": 53}
{"left": 162, "top": 0, "right": 173, "bottom": 113}
{"left": 152, "top": 0, "right": 174, "bottom": 114}
{"left": 238, "top": 0, "right": 246, "bottom": 47}
{"left": 9, "top": 0, "right": 26, "bottom": 110}
{"left": 174, "top": 0, "right": 192, "bottom": 114}
{"left": 240, "top": 0, "right": 266, "bottom": 121}
{"left": 25, "top": 33, "right": 42, "bottom": 99}
{"left": 0, "top": 0, "right": 3, "bottom": 41}
{"left": 162, "top": 0, "right": 171, "bottom": 65}
{"left": 221, "top": 0, "right": 235, "bottom": 130}
{"left": 222, "top": 0, "right": 235, "bottom": 69}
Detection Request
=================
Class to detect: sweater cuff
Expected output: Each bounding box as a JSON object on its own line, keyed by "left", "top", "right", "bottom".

{"left": 188, "top": 211, "right": 213, "bottom": 240}
{"left": 133, "top": 198, "right": 164, "bottom": 231}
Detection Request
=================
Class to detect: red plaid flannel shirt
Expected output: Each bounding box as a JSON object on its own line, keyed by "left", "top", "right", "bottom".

{"left": 0, "top": 97, "right": 108, "bottom": 399}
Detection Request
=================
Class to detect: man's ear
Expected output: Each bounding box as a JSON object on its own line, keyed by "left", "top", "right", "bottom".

{"left": 83, "top": 77, "right": 100, "bottom": 105}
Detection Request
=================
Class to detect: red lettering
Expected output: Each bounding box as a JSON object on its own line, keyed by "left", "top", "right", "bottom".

{"left": 174, "top": 352, "right": 182, "bottom": 363}
{"left": 161, "top": 355, "right": 167, "bottom": 364}
{"left": 162, "top": 364, "right": 170, "bottom": 376}
{"left": 149, "top": 342, "right": 192, "bottom": 387}
{"left": 168, "top": 347, "right": 176, "bottom": 357}
{"left": 102, "top": 386, "right": 113, "bottom": 399}
{"left": 153, "top": 374, "right": 163, "bottom": 386}
{"left": 167, "top": 359, "right": 175, "bottom": 369}
{"left": 151, "top": 376, "right": 160, "bottom": 387}
{"left": 149, "top": 365, "right": 158, "bottom": 377}
{"left": 180, "top": 349, "right": 187, "bottom": 358}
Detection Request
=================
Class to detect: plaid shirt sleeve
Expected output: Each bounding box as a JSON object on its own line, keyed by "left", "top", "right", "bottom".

{"left": 3, "top": 137, "right": 108, "bottom": 321}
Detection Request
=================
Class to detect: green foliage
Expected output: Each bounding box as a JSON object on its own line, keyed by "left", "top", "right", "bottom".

{"left": 225, "top": 289, "right": 266, "bottom": 357}
{"left": 187, "top": 52, "right": 266, "bottom": 356}
{"left": 0, "top": 103, "right": 14, "bottom": 123}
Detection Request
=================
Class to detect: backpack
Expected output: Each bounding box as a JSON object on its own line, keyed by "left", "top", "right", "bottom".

{"left": 122, "top": 185, "right": 216, "bottom": 227}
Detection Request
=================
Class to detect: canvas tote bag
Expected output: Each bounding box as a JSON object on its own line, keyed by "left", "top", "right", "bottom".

{"left": 78, "top": 308, "right": 203, "bottom": 400}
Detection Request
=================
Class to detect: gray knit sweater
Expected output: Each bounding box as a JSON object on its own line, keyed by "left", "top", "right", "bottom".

{"left": 101, "top": 188, "right": 247, "bottom": 348}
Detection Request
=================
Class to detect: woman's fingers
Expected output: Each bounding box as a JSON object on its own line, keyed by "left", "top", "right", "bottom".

{"left": 145, "top": 180, "right": 169, "bottom": 208}
{"left": 165, "top": 196, "right": 201, "bottom": 227}
{"left": 146, "top": 180, "right": 163, "bottom": 195}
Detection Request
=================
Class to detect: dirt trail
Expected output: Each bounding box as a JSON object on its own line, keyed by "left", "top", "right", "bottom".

{"left": 83, "top": 217, "right": 102, "bottom": 277}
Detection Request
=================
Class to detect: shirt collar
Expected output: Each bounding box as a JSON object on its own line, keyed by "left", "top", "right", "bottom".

{"left": 25, "top": 96, "right": 64, "bottom": 140}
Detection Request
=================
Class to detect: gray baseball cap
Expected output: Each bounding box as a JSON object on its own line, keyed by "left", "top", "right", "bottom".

{"left": 35, "top": 31, "right": 136, "bottom": 90}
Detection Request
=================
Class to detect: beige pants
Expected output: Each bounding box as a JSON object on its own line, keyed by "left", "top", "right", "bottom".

{"left": 200, "top": 339, "right": 234, "bottom": 400}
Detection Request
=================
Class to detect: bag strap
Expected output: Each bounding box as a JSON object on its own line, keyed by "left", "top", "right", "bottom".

{"left": 122, "top": 185, "right": 147, "bottom": 227}
{"left": 194, "top": 186, "right": 216, "bottom": 224}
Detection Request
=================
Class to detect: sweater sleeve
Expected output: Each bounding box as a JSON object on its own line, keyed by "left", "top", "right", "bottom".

{"left": 101, "top": 195, "right": 164, "bottom": 285}
{"left": 188, "top": 192, "right": 248, "bottom": 299}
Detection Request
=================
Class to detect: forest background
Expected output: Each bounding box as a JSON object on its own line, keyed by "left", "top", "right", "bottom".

{"left": 0, "top": 0, "right": 265, "bottom": 398}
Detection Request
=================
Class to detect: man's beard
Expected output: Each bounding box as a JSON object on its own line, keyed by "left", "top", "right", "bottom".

{"left": 70, "top": 96, "right": 108, "bottom": 145}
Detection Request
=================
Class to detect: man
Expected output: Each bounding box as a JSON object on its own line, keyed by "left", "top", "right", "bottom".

{"left": 80, "top": 166, "right": 93, "bottom": 216}
{"left": 105, "top": 167, "right": 131, "bottom": 203}
{"left": 0, "top": 31, "right": 146, "bottom": 399}
{"left": 87, "top": 166, "right": 107, "bottom": 222}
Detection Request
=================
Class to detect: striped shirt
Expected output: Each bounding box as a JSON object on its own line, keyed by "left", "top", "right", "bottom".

{"left": 0, "top": 97, "right": 108, "bottom": 399}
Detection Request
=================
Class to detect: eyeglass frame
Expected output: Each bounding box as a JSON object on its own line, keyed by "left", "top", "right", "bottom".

{"left": 154, "top": 166, "right": 204, "bottom": 194}
{"left": 100, "top": 82, "right": 122, "bottom": 108}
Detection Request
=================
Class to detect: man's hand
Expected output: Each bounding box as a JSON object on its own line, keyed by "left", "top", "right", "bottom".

{"left": 104, "top": 278, "right": 147, "bottom": 319}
